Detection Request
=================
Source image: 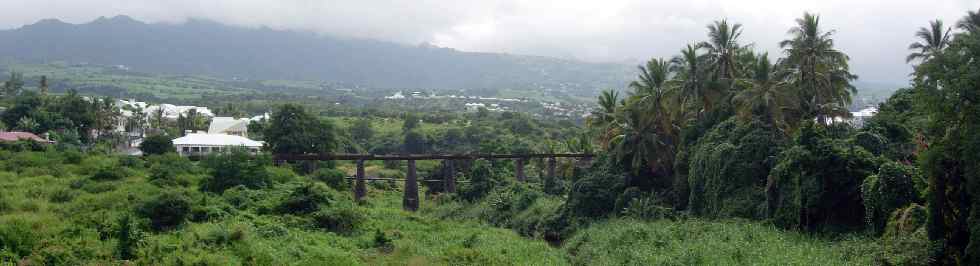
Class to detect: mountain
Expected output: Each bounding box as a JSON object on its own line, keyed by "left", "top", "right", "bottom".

{"left": 0, "top": 16, "right": 632, "bottom": 93}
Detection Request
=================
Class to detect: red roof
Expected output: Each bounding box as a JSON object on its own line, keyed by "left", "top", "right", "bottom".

{"left": 0, "top": 132, "right": 54, "bottom": 143}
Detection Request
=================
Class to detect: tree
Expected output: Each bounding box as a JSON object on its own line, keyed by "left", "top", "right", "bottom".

{"left": 402, "top": 113, "right": 420, "bottom": 132}
{"left": 137, "top": 191, "right": 191, "bottom": 231}
{"left": 350, "top": 118, "right": 374, "bottom": 145}
{"left": 913, "top": 18, "right": 980, "bottom": 263}
{"left": 139, "top": 134, "right": 175, "bottom": 155}
{"left": 628, "top": 58, "right": 671, "bottom": 97}
{"left": 403, "top": 129, "right": 429, "bottom": 154}
{"left": 15, "top": 117, "right": 39, "bottom": 133}
{"left": 587, "top": 89, "right": 620, "bottom": 148}
{"left": 87, "top": 96, "right": 121, "bottom": 140}
{"left": 38, "top": 75, "right": 48, "bottom": 96}
{"left": 670, "top": 44, "right": 715, "bottom": 113}
{"left": 732, "top": 53, "right": 798, "bottom": 131}
{"left": 3, "top": 72, "right": 24, "bottom": 98}
{"left": 699, "top": 19, "right": 745, "bottom": 84}
{"left": 958, "top": 8, "right": 980, "bottom": 33}
{"left": 778, "top": 12, "right": 857, "bottom": 124}
{"left": 906, "top": 20, "right": 952, "bottom": 63}
{"left": 264, "top": 104, "right": 336, "bottom": 154}
{"left": 125, "top": 106, "right": 147, "bottom": 137}
{"left": 201, "top": 149, "right": 273, "bottom": 192}
{"left": 177, "top": 108, "right": 205, "bottom": 135}
{"left": 246, "top": 117, "right": 267, "bottom": 141}
{"left": 149, "top": 107, "right": 166, "bottom": 131}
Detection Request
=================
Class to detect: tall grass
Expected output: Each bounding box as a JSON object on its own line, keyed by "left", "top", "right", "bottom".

{"left": 564, "top": 218, "right": 880, "bottom": 265}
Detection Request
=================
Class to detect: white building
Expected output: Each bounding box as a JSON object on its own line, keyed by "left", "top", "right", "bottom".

{"left": 172, "top": 133, "right": 263, "bottom": 156}
{"left": 826, "top": 106, "right": 879, "bottom": 128}
{"left": 465, "top": 103, "right": 486, "bottom": 112}
{"left": 208, "top": 117, "right": 250, "bottom": 137}
{"left": 385, "top": 91, "right": 406, "bottom": 99}
{"left": 849, "top": 106, "right": 878, "bottom": 128}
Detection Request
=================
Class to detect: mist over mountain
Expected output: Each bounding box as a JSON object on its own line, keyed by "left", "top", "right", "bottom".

{"left": 0, "top": 15, "right": 632, "bottom": 92}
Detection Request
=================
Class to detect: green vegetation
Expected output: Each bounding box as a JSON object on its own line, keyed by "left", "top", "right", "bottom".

{"left": 0, "top": 149, "right": 568, "bottom": 265}
{"left": 2, "top": 7, "right": 980, "bottom": 266}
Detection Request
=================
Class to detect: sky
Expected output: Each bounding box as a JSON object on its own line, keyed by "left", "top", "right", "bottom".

{"left": 1, "top": 0, "right": 978, "bottom": 85}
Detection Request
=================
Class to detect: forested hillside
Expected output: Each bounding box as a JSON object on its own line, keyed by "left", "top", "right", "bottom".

{"left": 0, "top": 16, "right": 631, "bottom": 93}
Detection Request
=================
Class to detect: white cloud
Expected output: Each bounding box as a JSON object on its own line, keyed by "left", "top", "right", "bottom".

{"left": 0, "top": 0, "right": 978, "bottom": 83}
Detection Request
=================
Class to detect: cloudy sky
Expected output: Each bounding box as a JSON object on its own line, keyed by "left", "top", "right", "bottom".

{"left": 1, "top": 0, "right": 978, "bottom": 85}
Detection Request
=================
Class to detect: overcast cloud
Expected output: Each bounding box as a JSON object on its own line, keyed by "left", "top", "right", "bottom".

{"left": 1, "top": 0, "right": 979, "bottom": 84}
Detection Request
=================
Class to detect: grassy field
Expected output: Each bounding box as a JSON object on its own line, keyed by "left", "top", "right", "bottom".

{"left": 0, "top": 148, "right": 883, "bottom": 265}
{"left": 1, "top": 61, "right": 258, "bottom": 100}
{"left": 564, "top": 219, "right": 879, "bottom": 265}
{"left": 0, "top": 149, "right": 564, "bottom": 265}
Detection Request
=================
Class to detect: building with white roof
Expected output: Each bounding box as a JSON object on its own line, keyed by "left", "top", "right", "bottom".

{"left": 172, "top": 133, "right": 263, "bottom": 156}
{"left": 849, "top": 106, "right": 878, "bottom": 128}
{"left": 208, "top": 117, "right": 250, "bottom": 137}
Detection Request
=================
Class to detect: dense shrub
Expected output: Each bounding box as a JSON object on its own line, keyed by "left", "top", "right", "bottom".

{"left": 278, "top": 182, "right": 334, "bottom": 215}
{"left": 373, "top": 229, "right": 394, "bottom": 252}
{"left": 564, "top": 156, "right": 626, "bottom": 219}
{"left": 767, "top": 122, "right": 880, "bottom": 232}
{"left": 687, "top": 118, "right": 778, "bottom": 219}
{"left": 48, "top": 188, "right": 77, "bottom": 203}
{"left": 483, "top": 184, "right": 543, "bottom": 225}
{"left": 139, "top": 134, "right": 174, "bottom": 156}
{"left": 862, "top": 161, "right": 920, "bottom": 232}
{"left": 312, "top": 168, "right": 348, "bottom": 191}
{"left": 115, "top": 215, "right": 140, "bottom": 260}
{"left": 508, "top": 196, "right": 566, "bottom": 240}
{"left": 881, "top": 204, "right": 931, "bottom": 265}
{"left": 459, "top": 160, "right": 503, "bottom": 201}
{"left": 312, "top": 205, "right": 365, "bottom": 235}
{"left": 614, "top": 187, "right": 644, "bottom": 214}
{"left": 137, "top": 191, "right": 193, "bottom": 231}
{"left": 0, "top": 218, "right": 36, "bottom": 259}
{"left": 852, "top": 131, "right": 888, "bottom": 156}
{"left": 201, "top": 150, "right": 272, "bottom": 192}
{"left": 621, "top": 196, "right": 675, "bottom": 221}
{"left": 90, "top": 166, "right": 126, "bottom": 181}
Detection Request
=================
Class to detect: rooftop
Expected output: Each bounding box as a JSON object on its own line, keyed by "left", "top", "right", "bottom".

{"left": 173, "top": 133, "right": 262, "bottom": 147}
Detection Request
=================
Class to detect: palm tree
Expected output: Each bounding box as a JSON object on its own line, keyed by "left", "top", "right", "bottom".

{"left": 958, "top": 8, "right": 980, "bottom": 33}
{"left": 602, "top": 56, "right": 684, "bottom": 176}
{"left": 628, "top": 58, "right": 671, "bottom": 97}
{"left": 907, "top": 20, "right": 951, "bottom": 63}
{"left": 587, "top": 89, "right": 621, "bottom": 148}
{"left": 778, "top": 12, "right": 857, "bottom": 124}
{"left": 671, "top": 44, "right": 718, "bottom": 115}
{"left": 732, "top": 53, "right": 798, "bottom": 132}
{"left": 699, "top": 19, "right": 745, "bottom": 82}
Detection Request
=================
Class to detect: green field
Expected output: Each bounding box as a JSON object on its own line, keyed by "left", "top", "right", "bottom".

{"left": 0, "top": 148, "right": 885, "bottom": 265}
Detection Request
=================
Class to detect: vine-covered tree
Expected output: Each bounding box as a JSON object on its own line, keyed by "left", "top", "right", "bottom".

{"left": 264, "top": 104, "right": 336, "bottom": 154}
{"left": 913, "top": 9, "right": 980, "bottom": 263}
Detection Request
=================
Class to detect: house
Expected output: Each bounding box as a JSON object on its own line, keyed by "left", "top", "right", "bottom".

{"left": 0, "top": 132, "right": 54, "bottom": 144}
{"left": 465, "top": 103, "right": 486, "bottom": 112}
{"left": 172, "top": 133, "right": 262, "bottom": 156}
{"left": 849, "top": 106, "right": 878, "bottom": 128}
{"left": 208, "top": 117, "right": 250, "bottom": 137}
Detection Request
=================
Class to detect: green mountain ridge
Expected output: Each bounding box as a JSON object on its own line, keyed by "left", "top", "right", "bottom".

{"left": 0, "top": 15, "right": 632, "bottom": 93}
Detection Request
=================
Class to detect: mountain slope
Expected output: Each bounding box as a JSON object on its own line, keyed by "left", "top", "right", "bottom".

{"left": 0, "top": 16, "right": 631, "bottom": 92}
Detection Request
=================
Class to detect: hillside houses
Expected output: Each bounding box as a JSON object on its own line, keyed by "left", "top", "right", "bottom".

{"left": 113, "top": 99, "right": 267, "bottom": 155}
